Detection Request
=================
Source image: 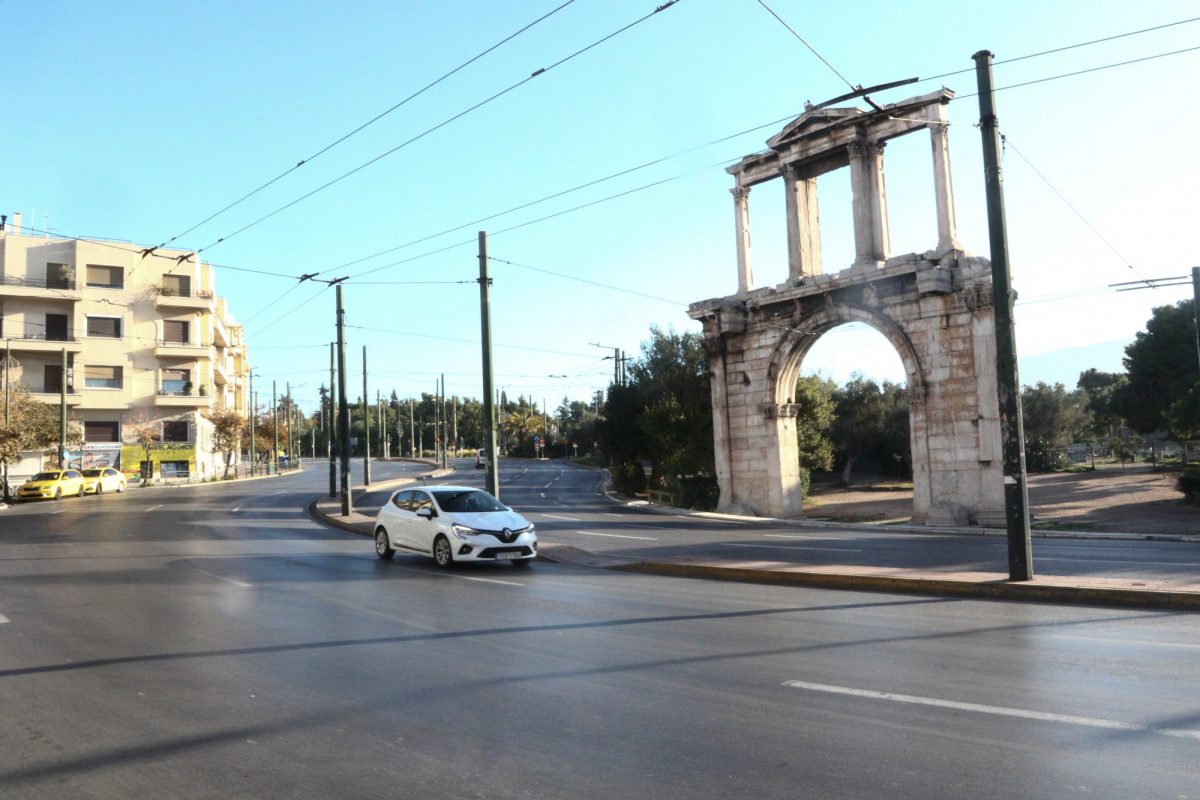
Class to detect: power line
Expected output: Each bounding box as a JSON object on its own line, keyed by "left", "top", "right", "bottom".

{"left": 753, "top": 0, "right": 857, "bottom": 92}
{"left": 489, "top": 256, "right": 686, "bottom": 307}
{"left": 191, "top": 0, "right": 684, "bottom": 256}
{"left": 345, "top": 323, "right": 597, "bottom": 358}
{"left": 1001, "top": 134, "right": 1152, "bottom": 287}
{"left": 147, "top": 1, "right": 579, "bottom": 254}
{"left": 923, "top": 15, "right": 1200, "bottom": 82}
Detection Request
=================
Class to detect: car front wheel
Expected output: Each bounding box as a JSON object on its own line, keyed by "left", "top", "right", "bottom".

{"left": 375, "top": 527, "right": 395, "bottom": 560}
{"left": 54, "top": 488, "right": 62, "bottom": 501}
{"left": 433, "top": 535, "right": 453, "bottom": 569}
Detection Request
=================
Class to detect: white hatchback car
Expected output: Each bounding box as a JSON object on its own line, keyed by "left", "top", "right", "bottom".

{"left": 374, "top": 485, "right": 537, "bottom": 568}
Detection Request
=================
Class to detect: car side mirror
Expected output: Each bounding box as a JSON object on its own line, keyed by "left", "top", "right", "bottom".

{"left": 416, "top": 507, "right": 435, "bottom": 519}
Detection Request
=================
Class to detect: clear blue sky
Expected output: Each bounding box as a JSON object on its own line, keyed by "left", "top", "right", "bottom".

{"left": 4, "top": 0, "right": 1197, "bottom": 411}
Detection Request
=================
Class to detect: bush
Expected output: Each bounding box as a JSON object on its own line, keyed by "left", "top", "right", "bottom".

{"left": 1179, "top": 466, "right": 1200, "bottom": 501}
{"left": 611, "top": 461, "right": 647, "bottom": 496}
{"left": 671, "top": 475, "right": 719, "bottom": 511}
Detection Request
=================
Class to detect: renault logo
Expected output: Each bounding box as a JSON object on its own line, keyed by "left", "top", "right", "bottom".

{"left": 502, "top": 527, "right": 514, "bottom": 542}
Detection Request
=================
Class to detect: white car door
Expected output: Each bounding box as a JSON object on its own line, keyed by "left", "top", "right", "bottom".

{"left": 383, "top": 490, "right": 414, "bottom": 550}
{"left": 408, "top": 490, "right": 438, "bottom": 555}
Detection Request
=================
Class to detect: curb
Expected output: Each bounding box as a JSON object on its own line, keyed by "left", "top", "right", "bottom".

{"left": 609, "top": 560, "right": 1200, "bottom": 610}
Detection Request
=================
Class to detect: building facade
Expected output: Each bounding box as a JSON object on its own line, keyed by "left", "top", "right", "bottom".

{"left": 0, "top": 215, "right": 249, "bottom": 480}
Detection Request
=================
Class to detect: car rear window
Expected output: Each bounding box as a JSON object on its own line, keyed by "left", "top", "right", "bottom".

{"left": 30, "top": 472, "right": 60, "bottom": 482}
{"left": 82, "top": 469, "right": 102, "bottom": 477}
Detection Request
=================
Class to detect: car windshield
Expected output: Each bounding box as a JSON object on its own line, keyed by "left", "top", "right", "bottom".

{"left": 82, "top": 469, "right": 103, "bottom": 477}
{"left": 432, "top": 490, "right": 507, "bottom": 513}
{"left": 30, "top": 472, "right": 61, "bottom": 482}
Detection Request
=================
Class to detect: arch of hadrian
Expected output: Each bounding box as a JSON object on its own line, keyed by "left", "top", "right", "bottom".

{"left": 687, "top": 89, "right": 1005, "bottom": 526}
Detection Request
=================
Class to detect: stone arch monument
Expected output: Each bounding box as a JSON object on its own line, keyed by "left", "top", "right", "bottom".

{"left": 688, "top": 89, "right": 1005, "bottom": 526}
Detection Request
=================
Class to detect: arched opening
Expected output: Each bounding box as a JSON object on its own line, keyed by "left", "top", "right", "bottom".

{"left": 796, "top": 323, "right": 914, "bottom": 523}
{"left": 765, "top": 304, "right": 930, "bottom": 523}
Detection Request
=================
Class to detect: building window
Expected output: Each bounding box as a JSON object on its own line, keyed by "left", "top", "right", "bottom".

{"left": 86, "top": 316, "right": 122, "bottom": 338}
{"left": 160, "top": 461, "right": 189, "bottom": 478}
{"left": 45, "top": 313, "right": 70, "bottom": 341}
{"left": 162, "top": 320, "right": 189, "bottom": 344}
{"left": 85, "top": 421, "right": 120, "bottom": 442}
{"left": 162, "top": 421, "right": 190, "bottom": 442}
{"left": 162, "top": 274, "right": 191, "bottom": 297}
{"left": 43, "top": 364, "right": 64, "bottom": 393}
{"left": 84, "top": 365, "right": 122, "bottom": 389}
{"left": 46, "top": 263, "right": 76, "bottom": 290}
{"left": 86, "top": 265, "right": 124, "bottom": 289}
{"left": 162, "top": 368, "right": 190, "bottom": 395}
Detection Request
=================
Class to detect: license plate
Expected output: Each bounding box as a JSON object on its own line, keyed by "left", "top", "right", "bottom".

{"left": 494, "top": 551, "right": 521, "bottom": 560}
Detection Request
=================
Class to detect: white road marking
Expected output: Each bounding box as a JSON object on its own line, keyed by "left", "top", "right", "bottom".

{"left": 766, "top": 533, "right": 855, "bottom": 541}
{"left": 782, "top": 680, "right": 1200, "bottom": 740}
{"left": 0, "top": 612, "right": 9, "bottom": 624}
{"left": 576, "top": 530, "right": 658, "bottom": 541}
{"left": 540, "top": 514, "right": 582, "bottom": 521}
{"left": 232, "top": 507, "right": 241, "bottom": 513}
{"left": 722, "top": 542, "right": 862, "bottom": 552}
{"left": 180, "top": 564, "right": 252, "bottom": 588}
{"left": 1048, "top": 634, "right": 1200, "bottom": 651}
{"left": 438, "top": 573, "right": 524, "bottom": 587}
{"left": 540, "top": 492, "right": 546, "bottom": 498}
{"left": 145, "top": 505, "right": 163, "bottom": 512}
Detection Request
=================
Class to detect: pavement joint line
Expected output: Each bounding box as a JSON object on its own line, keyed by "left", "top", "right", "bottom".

{"left": 720, "top": 542, "right": 863, "bottom": 553}
{"left": 179, "top": 564, "right": 252, "bottom": 588}
{"left": 781, "top": 679, "right": 1200, "bottom": 740}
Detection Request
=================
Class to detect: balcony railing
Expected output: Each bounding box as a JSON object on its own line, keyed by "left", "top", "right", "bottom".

{"left": 0, "top": 274, "right": 77, "bottom": 291}
{"left": 9, "top": 332, "right": 79, "bottom": 343}
{"left": 155, "top": 286, "right": 214, "bottom": 299}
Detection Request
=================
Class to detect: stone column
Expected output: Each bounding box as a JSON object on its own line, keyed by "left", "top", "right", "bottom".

{"left": 782, "top": 163, "right": 822, "bottom": 280}
{"left": 731, "top": 185, "right": 753, "bottom": 293}
{"left": 927, "top": 106, "right": 961, "bottom": 258}
{"left": 848, "top": 138, "right": 890, "bottom": 269}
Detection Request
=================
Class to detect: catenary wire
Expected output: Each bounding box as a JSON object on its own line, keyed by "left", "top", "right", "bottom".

{"left": 489, "top": 257, "right": 687, "bottom": 307}
{"left": 152, "top": 1, "right": 578, "bottom": 253}
{"left": 191, "top": 1, "right": 684, "bottom": 256}
{"left": 753, "top": 0, "right": 857, "bottom": 92}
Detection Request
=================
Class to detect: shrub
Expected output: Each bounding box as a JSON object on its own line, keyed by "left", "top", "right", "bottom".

{"left": 1178, "top": 466, "right": 1200, "bottom": 501}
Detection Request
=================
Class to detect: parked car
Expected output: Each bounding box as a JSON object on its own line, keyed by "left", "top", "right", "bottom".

{"left": 80, "top": 467, "right": 127, "bottom": 495}
{"left": 475, "top": 448, "right": 486, "bottom": 469}
{"left": 374, "top": 485, "right": 536, "bottom": 567}
{"left": 16, "top": 470, "right": 85, "bottom": 501}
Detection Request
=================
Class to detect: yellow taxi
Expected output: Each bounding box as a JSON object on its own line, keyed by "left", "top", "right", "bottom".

{"left": 16, "top": 470, "right": 86, "bottom": 501}
{"left": 81, "top": 467, "right": 127, "bottom": 495}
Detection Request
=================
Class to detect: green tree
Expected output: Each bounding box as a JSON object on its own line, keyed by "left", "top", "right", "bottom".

{"left": 1076, "top": 368, "right": 1126, "bottom": 442}
{"left": 829, "top": 377, "right": 907, "bottom": 484}
{"left": 1165, "top": 382, "right": 1200, "bottom": 448}
{"left": 1120, "top": 301, "right": 1200, "bottom": 434}
{"left": 793, "top": 375, "right": 836, "bottom": 472}
{"left": 1021, "top": 382, "right": 1091, "bottom": 472}
{"left": 208, "top": 407, "right": 246, "bottom": 478}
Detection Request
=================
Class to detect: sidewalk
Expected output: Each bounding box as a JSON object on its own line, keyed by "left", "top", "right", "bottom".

{"left": 308, "top": 468, "right": 1200, "bottom": 612}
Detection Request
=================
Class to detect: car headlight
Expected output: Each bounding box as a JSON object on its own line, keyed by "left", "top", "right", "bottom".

{"left": 451, "top": 523, "right": 478, "bottom": 540}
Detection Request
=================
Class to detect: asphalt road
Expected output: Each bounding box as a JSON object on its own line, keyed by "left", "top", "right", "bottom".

{"left": 1, "top": 459, "right": 1198, "bottom": 798}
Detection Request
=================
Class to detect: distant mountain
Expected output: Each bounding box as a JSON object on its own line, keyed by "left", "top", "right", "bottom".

{"left": 1018, "top": 339, "right": 1129, "bottom": 389}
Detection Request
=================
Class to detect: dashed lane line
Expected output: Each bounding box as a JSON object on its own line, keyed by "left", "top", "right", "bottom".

{"left": 783, "top": 679, "right": 1200, "bottom": 741}
{"left": 539, "top": 514, "right": 582, "bottom": 521}
{"left": 0, "top": 612, "right": 9, "bottom": 624}
{"left": 144, "top": 505, "right": 163, "bottom": 512}
{"left": 179, "top": 564, "right": 252, "bottom": 588}
{"left": 721, "top": 542, "right": 863, "bottom": 553}
{"left": 575, "top": 530, "right": 658, "bottom": 541}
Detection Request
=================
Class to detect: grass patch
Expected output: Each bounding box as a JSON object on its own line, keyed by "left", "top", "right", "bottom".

{"left": 1032, "top": 520, "right": 1099, "bottom": 531}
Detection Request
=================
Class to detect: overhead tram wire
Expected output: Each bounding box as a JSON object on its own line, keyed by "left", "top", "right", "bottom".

{"left": 754, "top": 0, "right": 857, "bottom": 93}
{"left": 190, "top": 0, "right": 684, "bottom": 257}
{"left": 921, "top": 15, "right": 1200, "bottom": 82}
{"left": 345, "top": 323, "right": 597, "bottom": 359}
{"left": 323, "top": 112, "right": 797, "bottom": 276}
{"left": 146, "top": 1, "right": 579, "bottom": 255}
{"left": 1000, "top": 134, "right": 1153, "bottom": 288}
{"left": 489, "top": 257, "right": 687, "bottom": 307}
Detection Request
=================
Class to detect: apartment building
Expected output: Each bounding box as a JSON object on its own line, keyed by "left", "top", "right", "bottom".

{"left": 0, "top": 214, "right": 249, "bottom": 480}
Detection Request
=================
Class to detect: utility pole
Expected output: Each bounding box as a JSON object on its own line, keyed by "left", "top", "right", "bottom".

{"left": 377, "top": 391, "right": 383, "bottom": 459}
{"left": 452, "top": 395, "right": 458, "bottom": 460}
{"left": 2, "top": 339, "right": 11, "bottom": 499}
{"left": 1192, "top": 266, "right": 1200, "bottom": 375}
{"left": 441, "top": 374, "right": 448, "bottom": 468}
{"left": 286, "top": 382, "right": 293, "bottom": 467}
{"left": 336, "top": 285, "right": 353, "bottom": 515}
{"left": 272, "top": 381, "right": 278, "bottom": 474}
{"left": 362, "top": 346, "right": 371, "bottom": 486}
{"left": 409, "top": 397, "right": 416, "bottom": 458}
{"left": 59, "top": 348, "right": 68, "bottom": 468}
{"left": 478, "top": 231, "right": 500, "bottom": 497}
{"left": 329, "top": 343, "right": 336, "bottom": 496}
{"left": 975, "top": 50, "right": 1032, "bottom": 582}
{"left": 248, "top": 372, "right": 255, "bottom": 477}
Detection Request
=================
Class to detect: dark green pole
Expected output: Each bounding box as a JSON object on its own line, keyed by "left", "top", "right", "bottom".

{"left": 363, "top": 346, "right": 371, "bottom": 486}
{"left": 478, "top": 231, "right": 499, "bottom": 498}
{"left": 1191, "top": 266, "right": 1200, "bottom": 375}
{"left": 329, "top": 343, "right": 336, "bottom": 497}
{"left": 974, "top": 50, "right": 1032, "bottom": 581}
{"left": 336, "top": 285, "right": 353, "bottom": 515}
{"left": 59, "top": 348, "right": 68, "bottom": 468}
{"left": 248, "top": 371, "right": 255, "bottom": 476}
